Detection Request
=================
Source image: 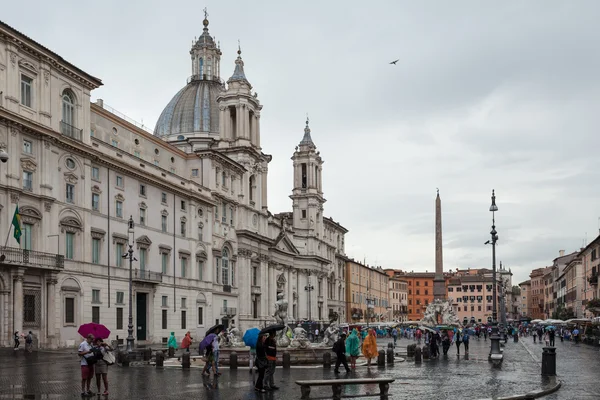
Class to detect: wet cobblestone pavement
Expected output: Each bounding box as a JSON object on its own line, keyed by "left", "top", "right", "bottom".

{"left": 0, "top": 337, "right": 595, "bottom": 399}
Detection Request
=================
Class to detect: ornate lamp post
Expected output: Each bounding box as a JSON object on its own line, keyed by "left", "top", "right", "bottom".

{"left": 304, "top": 272, "right": 314, "bottom": 321}
{"left": 124, "top": 216, "right": 137, "bottom": 353}
{"left": 488, "top": 190, "right": 503, "bottom": 362}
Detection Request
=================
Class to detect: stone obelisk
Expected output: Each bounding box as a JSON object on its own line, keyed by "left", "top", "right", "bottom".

{"left": 433, "top": 189, "right": 446, "bottom": 301}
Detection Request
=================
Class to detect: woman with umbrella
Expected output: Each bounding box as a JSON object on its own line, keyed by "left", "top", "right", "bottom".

{"left": 362, "top": 329, "right": 378, "bottom": 367}
{"left": 254, "top": 334, "right": 268, "bottom": 393}
{"left": 243, "top": 328, "right": 261, "bottom": 372}
{"left": 200, "top": 334, "right": 217, "bottom": 377}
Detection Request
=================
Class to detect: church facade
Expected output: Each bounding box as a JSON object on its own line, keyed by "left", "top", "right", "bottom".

{"left": 0, "top": 16, "right": 347, "bottom": 348}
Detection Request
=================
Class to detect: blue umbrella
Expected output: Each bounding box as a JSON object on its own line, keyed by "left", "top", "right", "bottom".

{"left": 243, "top": 328, "right": 261, "bottom": 348}
{"left": 199, "top": 333, "right": 216, "bottom": 352}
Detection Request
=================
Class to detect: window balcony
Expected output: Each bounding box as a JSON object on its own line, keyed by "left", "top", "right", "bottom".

{"left": 221, "top": 307, "right": 237, "bottom": 316}
{"left": 588, "top": 273, "right": 598, "bottom": 286}
{"left": 60, "top": 120, "right": 83, "bottom": 141}
{"left": 132, "top": 269, "right": 162, "bottom": 284}
{"left": 0, "top": 246, "right": 64, "bottom": 270}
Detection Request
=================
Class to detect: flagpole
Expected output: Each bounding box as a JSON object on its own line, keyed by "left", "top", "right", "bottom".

{"left": 3, "top": 218, "right": 13, "bottom": 247}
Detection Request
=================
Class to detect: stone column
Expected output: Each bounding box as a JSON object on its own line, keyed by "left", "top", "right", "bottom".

{"left": 261, "top": 170, "right": 268, "bottom": 210}
{"left": 13, "top": 269, "right": 25, "bottom": 337}
{"left": 46, "top": 274, "right": 57, "bottom": 348}
{"left": 235, "top": 105, "right": 242, "bottom": 140}
{"left": 255, "top": 115, "right": 261, "bottom": 147}
{"left": 287, "top": 268, "right": 293, "bottom": 321}
{"left": 220, "top": 107, "right": 227, "bottom": 138}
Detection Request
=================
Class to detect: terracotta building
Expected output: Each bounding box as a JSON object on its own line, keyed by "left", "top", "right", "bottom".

{"left": 518, "top": 280, "right": 531, "bottom": 318}
{"left": 346, "top": 260, "right": 389, "bottom": 323}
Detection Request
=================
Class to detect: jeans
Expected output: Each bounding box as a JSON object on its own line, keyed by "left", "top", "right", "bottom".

{"left": 207, "top": 350, "right": 219, "bottom": 373}
{"left": 255, "top": 367, "right": 266, "bottom": 389}
{"left": 263, "top": 360, "right": 276, "bottom": 388}
{"left": 393, "top": 336, "right": 397, "bottom": 346}
{"left": 14, "top": 339, "right": 19, "bottom": 349}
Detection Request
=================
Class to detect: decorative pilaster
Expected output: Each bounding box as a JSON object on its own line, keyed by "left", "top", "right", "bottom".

{"left": 13, "top": 269, "right": 25, "bottom": 337}
{"left": 46, "top": 274, "right": 58, "bottom": 347}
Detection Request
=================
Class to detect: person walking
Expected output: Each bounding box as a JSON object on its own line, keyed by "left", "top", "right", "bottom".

{"left": 93, "top": 338, "right": 113, "bottom": 396}
{"left": 362, "top": 329, "right": 378, "bottom": 367}
{"left": 201, "top": 342, "right": 217, "bottom": 377}
{"left": 24, "top": 331, "right": 34, "bottom": 353}
{"left": 13, "top": 331, "right": 20, "bottom": 350}
{"left": 181, "top": 331, "right": 193, "bottom": 353}
{"left": 391, "top": 328, "right": 398, "bottom": 348}
{"left": 455, "top": 330, "right": 462, "bottom": 355}
{"left": 462, "top": 330, "right": 470, "bottom": 354}
{"left": 249, "top": 344, "right": 256, "bottom": 372}
{"left": 264, "top": 332, "right": 279, "bottom": 390}
{"left": 346, "top": 329, "right": 360, "bottom": 369}
{"left": 78, "top": 334, "right": 96, "bottom": 397}
{"left": 254, "top": 335, "right": 268, "bottom": 393}
{"left": 167, "top": 332, "right": 177, "bottom": 356}
{"left": 548, "top": 328, "right": 555, "bottom": 347}
{"left": 333, "top": 333, "right": 350, "bottom": 373}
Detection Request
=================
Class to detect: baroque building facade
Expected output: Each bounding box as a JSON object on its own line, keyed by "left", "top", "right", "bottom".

{"left": 0, "top": 17, "right": 347, "bottom": 348}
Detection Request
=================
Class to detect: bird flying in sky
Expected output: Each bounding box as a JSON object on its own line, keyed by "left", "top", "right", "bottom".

{"left": 389, "top": 59, "right": 399, "bottom": 65}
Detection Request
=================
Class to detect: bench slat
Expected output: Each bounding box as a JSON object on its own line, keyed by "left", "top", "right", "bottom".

{"left": 296, "top": 378, "right": 394, "bottom": 386}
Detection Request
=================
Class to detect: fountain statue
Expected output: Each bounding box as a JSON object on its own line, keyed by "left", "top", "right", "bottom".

{"left": 224, "top": 321, "right": 243, "bottom": 347}
{"left": 421, "top": 299, "right": 461, "bottom": 327}
{"left": 290, "top": 324, "right": 311, "bottom": 349}
{"left": 321, "top": 311, "right": 340, "bottom": 347}
{"left": 273, "top": 293, "right": 291, "bottom": 347}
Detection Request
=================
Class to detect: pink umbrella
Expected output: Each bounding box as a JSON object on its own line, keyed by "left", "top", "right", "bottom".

{"left": 78, "top": 323, "right": 111, "bottom": 340}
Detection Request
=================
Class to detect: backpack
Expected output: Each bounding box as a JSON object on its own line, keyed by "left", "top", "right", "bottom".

{"left": 85, "top": 348, "right": 103, "bottom": 366}
{"left": 462, "top": 334, "right": 469, "bottom": 343}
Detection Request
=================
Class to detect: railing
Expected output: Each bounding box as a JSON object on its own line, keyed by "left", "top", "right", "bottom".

{"left": 187, "top": 74, "right": 224, "bottom": 85}
{"left": 221, "top": 307, "right": 237, "bottom": 316}
{"left": 223, "top": 284, "right": 232, "bottom": 293}
{"left": 588, "top": 273, "right": 598, "bottom": 286}
{"left": 60, "top": 120, "right": 83, "bottom": 141}
{"left": 0, "top": 246, "right": 64, "bottom": 269}
{"left": 94, "top": 101, "right": 154, "bottom": 135}
{"left": 132, "top": 269, "right": 163, "bottom": 283}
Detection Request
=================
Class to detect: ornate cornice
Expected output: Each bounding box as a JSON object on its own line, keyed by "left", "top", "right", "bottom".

{"left": 238, "top": 248, "right": 253, "bottom": 258}
{"left": 90, "top": 228, "right": 106, "bottom": 239}
{"left": 60, "top": 217, "right": 82, "bottom": 233}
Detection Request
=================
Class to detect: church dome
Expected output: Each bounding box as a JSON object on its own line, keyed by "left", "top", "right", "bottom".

{"left": 154, "top": 78, "right": 222, "bottom": 137}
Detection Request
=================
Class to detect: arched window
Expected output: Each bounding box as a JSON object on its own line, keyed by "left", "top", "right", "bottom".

{"left": 199, "top": 58, "right": 204, "bottom": 77}
{"left": 206, "top": 58, "right": 212, "bottom": 78}
{"left": 62, "top": 91, "right": 74, "bottom": 126}
{"left": 222, "top": 248, "right": 229, "bottom": 285}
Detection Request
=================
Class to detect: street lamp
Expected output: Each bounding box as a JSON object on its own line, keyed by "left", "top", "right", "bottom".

{"left": 304, "top": 272, "right": 314, "bottom": 321}
{"left": 488, "top": 190, "right": 502, "bottom": 362}
{"left": 122, "top": 216, "right": 137, "bottom": 353}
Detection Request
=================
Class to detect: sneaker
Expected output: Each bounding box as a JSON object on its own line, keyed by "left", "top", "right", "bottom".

{"left": 103, "top": 391, "right": 109, "bottom": 396}
{"left": 270, "top": 386, "right": 280, "bottom": 390}
{"left": 85, "top": 391, "right": 94, "bottom": 396}
{"left": 255, "top": 387, "right": 266, "bottom": 393}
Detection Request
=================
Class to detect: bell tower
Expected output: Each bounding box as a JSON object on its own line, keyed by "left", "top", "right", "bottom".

{"left": 218, "top": 43, "right": 262, "bottom": 148}
{"left": 290, "top": 118, "right": 325, "bottom": 234}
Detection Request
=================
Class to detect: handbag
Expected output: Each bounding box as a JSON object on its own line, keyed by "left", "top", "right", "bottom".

{"left": 103, "top": 351, "right": 116, "bottom": 365}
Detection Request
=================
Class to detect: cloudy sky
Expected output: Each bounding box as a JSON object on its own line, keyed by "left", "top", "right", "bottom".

{"left": 5, "top": 1, "right": 600, "bottom": 285}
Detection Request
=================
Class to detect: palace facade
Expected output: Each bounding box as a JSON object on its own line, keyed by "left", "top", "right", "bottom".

{"left": 0, "top": 17, "right": 347, "bottom": 348}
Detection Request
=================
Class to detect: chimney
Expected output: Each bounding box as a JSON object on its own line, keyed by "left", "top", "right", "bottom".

{"left": 559, "top": 250, "right": 565, "bottom": 257}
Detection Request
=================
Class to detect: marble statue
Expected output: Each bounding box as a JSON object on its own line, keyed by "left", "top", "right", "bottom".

{"left": 273, "top": 293, "right": 291, "bottom": 347}
{"left": 290, "top": 324, "right": 311, "bottom": 349}
{"left": 321, "top": 311, "right": 340, "bottom": 347}
{"left": 421, "top": 299, "right": 461, "bottom": 327}
{"left": 225, "top": 321, "right": 243, "bottom": 347}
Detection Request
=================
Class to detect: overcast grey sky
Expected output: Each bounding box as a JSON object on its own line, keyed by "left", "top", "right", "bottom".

{"left": 5, "top": 1, "right": 600, "bottom": 285}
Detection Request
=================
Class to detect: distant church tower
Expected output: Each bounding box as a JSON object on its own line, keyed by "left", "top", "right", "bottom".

{"left": 290, "top": 119, "right": 325, "bottom": 238}
{"left": 433, "top": 190, "right": 446, "bottom": 300}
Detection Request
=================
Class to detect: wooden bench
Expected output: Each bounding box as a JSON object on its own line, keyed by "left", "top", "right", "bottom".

{"left": 296, "top": 378, "right": 395, "bottom": 399}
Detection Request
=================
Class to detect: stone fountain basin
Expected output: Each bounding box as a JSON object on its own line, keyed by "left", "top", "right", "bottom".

{"left": 217, "top": 346, "right": 334, "bottom": 366}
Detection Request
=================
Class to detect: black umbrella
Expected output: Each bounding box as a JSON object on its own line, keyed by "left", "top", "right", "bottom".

{"left": 259, "top": 324, "right": 286, "bottom": 335}
{"left": 206, "top": 324, "right": 225, "bottom": 336}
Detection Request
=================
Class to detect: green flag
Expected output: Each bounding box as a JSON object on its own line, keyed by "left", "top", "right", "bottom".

{"left": 12, "top": 206, "right": 21, "bottom": 245}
